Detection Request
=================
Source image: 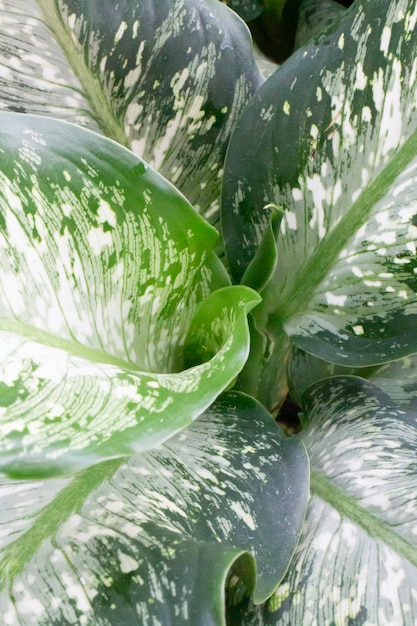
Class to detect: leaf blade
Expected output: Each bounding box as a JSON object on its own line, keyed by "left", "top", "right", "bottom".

{"left": 0, "top": 0, "right": 263, "bottom": 224}
{"left": 0, "top": 391, "right": 309, "bottom": 624}
{"left": 222, "top": 0, "right": 417, "bottom": 366}
{"left": 228, "top": 377, "right": 417, "bottom": 625}
{"left": 0, "top": 113, "right": 259, "bottom": 474}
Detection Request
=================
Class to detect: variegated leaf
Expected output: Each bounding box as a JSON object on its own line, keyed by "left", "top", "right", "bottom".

{"left": 227, "top": 377, "right": 417, "bottom": 626}
{"left": 0, "top": 0, "right": 263, "bottom": 224}
{"left": 0, "top": 391, "right": 309, "bottom": 625}
{"left": 289, "top": 344, "right": 417, "bottom": 413}
{"left": 221, "top": 0, "right": 265, "bottom": 22}
{"left": 0, "top": 113, "right": 260, "bottom": 476}
{"left": 222, "top": 0, "right": 417, "bottom": 381}
{"left": 295, "top": 0, "right": 346, "bottom": 49}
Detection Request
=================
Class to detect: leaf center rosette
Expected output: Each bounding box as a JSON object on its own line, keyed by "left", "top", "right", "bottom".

{"left": 0, "top": 113, "right": 259, "bottom": 477}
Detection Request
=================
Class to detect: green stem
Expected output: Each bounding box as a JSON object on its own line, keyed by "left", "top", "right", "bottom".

{"left": 236, "top": 312, "right": 290, "bottom": 414}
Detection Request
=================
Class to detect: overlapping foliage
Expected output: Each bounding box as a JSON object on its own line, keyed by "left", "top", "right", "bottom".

{"left": 1, "top": 0, "right": 417, "bottom": 624}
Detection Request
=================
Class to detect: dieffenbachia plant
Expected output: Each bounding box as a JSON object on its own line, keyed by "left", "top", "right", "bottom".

{"left": 222, "top": 0, "right": 417, "bottom": 410}
{"left": 0, "top": 0, "right": 263, "bottom": 227}
{"left": 288, "top": 343, "right": 417, "bottom": 413}
{"left": 0, "top": 391, "right": 308, "bottom": 625}
{"left": 0, "top": 112, "right": 262, "bottom": 476}
{"left": 2, "top": 0, "right": 417, "bottom": 623}
{"left": 0, "top": 111, "right": 309, "bottom": 620}
{"left": 227, "top": 377, "right": 417, "bottom": 625}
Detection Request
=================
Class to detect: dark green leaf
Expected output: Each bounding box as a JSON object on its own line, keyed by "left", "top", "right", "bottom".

{"left": 227, "top": 377, "right": 417, "bottom": 625}
{"left": 295, "top": 0, "right": 347, "bottom": 49}
{"left": 222, "top": 0, "right": 265, "bottom": 22}
{"left": 248, "top": 0, "right": 302, "bottom": 64}
{"left": 289, "top": 344, "right": 417, "bottom": 412}
{"left": 0, "top": 391, "right": 309, "bottom": 625}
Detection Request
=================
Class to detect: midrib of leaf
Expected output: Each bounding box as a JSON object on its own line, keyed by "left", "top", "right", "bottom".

{"left": 36, "top": 0, "right": 130, "bottom": 149}
{"left": 310, "top": 470, "right": 417, "bottom": 569}
{"left": 276, "top": 127, "right": 417, "bottom": 321}
{"left": 0, "top": 457, "right": 126, "bottom": 587}
{"left": 0, "top": 317, "right": 141, "bottom": 372}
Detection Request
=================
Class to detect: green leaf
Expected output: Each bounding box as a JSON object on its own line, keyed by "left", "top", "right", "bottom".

{"left": 287, "top": 344, "right": 367, "bottom": 407}
{"left": 0, "top": 113, "right": 260, "bottom": 476}
{"left": 232, "top": 209, "right": 290, "bottom": 412}
{"left": 227, "top": 376, "right": 417, "bottom": 625}
{"left": 368, "top": 354, "right": 417, "bottom": 411}
{"left": 221, "top": 0, "right": 265, "bottom": 22}
{"left": 295, "top": 0, "right": 347, "bottom": 49}
{"left": 222, "top": 0, "right": 417, "bottom": 367}
{"left": 247, "top": 0, "right": 302, "bottom": 64}
{"left": 288, "top": 344, "right": 417, "bottom": 413}
{"left": 0, "top": 391, "right": 309, "bottom": 625}
{"left": 0, "top": 0, "right": 263, "bottom": 224}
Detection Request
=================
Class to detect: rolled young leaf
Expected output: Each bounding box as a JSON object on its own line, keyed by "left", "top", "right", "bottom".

{"left": 222, "top": 0, "right": 417, "bottom": 367}
{"left": 0, "top": 112, "right": 260, "bottom": 476}
{"left": 0, "top": 391, "right": 309, "bottom": 625}
{"left": 0, "top": 0, "right": 263, "bottom": 225}
{"left": 227, "top": 376, "right": 417, "bottom": 625}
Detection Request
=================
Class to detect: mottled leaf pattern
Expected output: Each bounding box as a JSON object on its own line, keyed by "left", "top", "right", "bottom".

{"left": 295, "top": 0, "right": 346, "bottom": 49}
{"left": 0, "top": 0, "right": 263, "bottom": 224}
{"left": 369, "top": 355, "right": 417, "bottom": 411}
{"left": 0, "top": 1, "right": 99, "bottom": 131}
{"left": 0, "top": 113, "right": 260, "bottom": 475}
{"left": 289, "top": 344, "right": 417, "bottom": 412}
{"left": 227, "top": 377, "right": 417, "bottom": 626}
{"left": 221, "top": 0, "right": 265, "bottom": 22}
{"left": 222, "top": 0, "right": 417, "bottom": 365}
{"left": 0, "top": 392, "right": 309, "bottom": 625}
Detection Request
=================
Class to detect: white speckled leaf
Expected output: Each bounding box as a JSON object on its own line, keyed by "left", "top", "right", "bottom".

{"left": 288, "top": 344, "right": 417, "bottom": 413}
{"left": 222, "top": 0, "right": 417, "bottom": 365}
{"left": 227, "top": 376, "right": 417, "bottom": 626}
{"left": 0, "top": 0, "right": 263, "bottom": 225}
{"left": 0, "top": 113, "right": 260, "bottom": 476}
{"left": 0, "top": 391, "right": 309, "bottom": 625}
{"left": 368, "top": 355, "right": 417, "bottom": 411}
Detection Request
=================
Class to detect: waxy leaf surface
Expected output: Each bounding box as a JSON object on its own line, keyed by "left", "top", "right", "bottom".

{"left": 0, "top": 392, "right": 309, "bottom": 625}
{"left": 295, "top": 0, "right": 346, "bottom": 49}
{"left": 0, "top": 0, "right": 263, "bottom": 224}
{"left": 221, "top": 0, "right": 265, "bottom": 21}
{"left": 222, "top": 0, "right": 417, "bottom": 366}
{"left": 0, "top": 113, "right": 259, "bottom": 475}
{"left": 289, "top": 344, "right": 417, "bottom": 413}
{"left": 227, "top": 377, "right": 417, "bottom": 626}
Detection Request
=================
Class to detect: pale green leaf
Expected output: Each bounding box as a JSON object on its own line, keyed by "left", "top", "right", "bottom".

{"left": 0, "top": 391, "right": 309, "bottom": 625}
{"left": 0, "top": 0, "right": 263, "bottom": 224}
{"left": 227, "top": 377, "right": 417, "bottom": 625}
{"left": 0, "top": 113, "right": 260, "bottom": 476}
{"left": 222, "top": 0, "right": 417, "bottom": 372}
